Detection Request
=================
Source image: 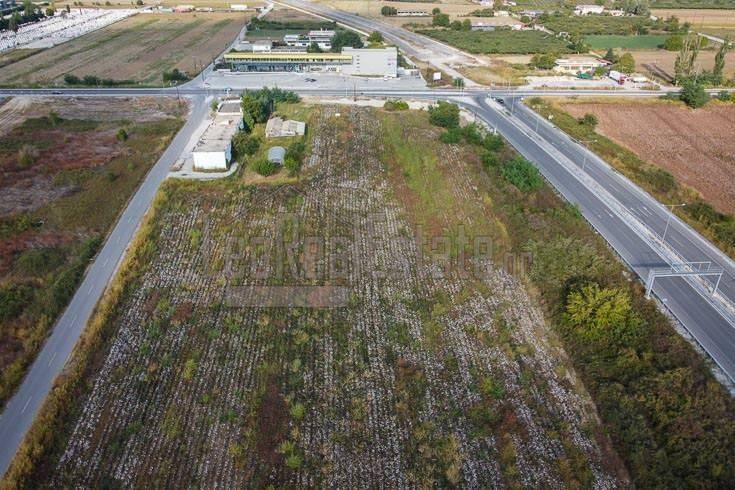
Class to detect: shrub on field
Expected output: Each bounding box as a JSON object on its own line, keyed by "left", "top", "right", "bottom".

{"left": 14, "top": 247, "right": 65, "bottom": 277}
{"left": 252, "top": 159, "right": 279, "bottom": 176}
{"left": 162, "top": 68, "right": 188, "bottom": 83}
{"left": 440, "top": 128, "right": 462, "bottom": 144}
{"left": 679, "top": 79, "right": 710, "bottom": 108}
{"left": 432, "top": 13, "right": 450, "bottom": 27}
{"left": 481, "top": 151, "right": 499, "bottom": 168}
{"left": 0, "top": 283, "right": 34, "bottom": 322}
{"left": 17, "top": 144, "right": 37, "bottom": 168}
{"left": 578, "top": 113, "right": 598, "bottom": 128}
{"left": 381, "top": 6, "right": 397, "bottom": 16}
{"left": 663, "top": 34, "right": 683, "bottom": 51}
{"left": 330, "top": 30, "right": 363, "bottom": 52}
{"left": 717, "top": 91, "right": 732, "bottom": 102}
{"left": 615, "top": 53, "right": 636, "bottom": 74}
{"left": 116, "top": 129, "right": 128, "bottom": 142}
{"left": 530, "top": 53, "right": 557, "bottom": 70}
{"left": 384, "top": 99, "right": 409, "bottom": 111}
{"left": 428, "top": 101, "right": 459, "bottom": 128}
{"left": 501, "top": 156, "right": 542, "bottom": 192}
{"left": 482, "top": 133, "right": 504, "bottom": 152}
{"left": 241, "top": 87, "right": 300, "bottom": 127}
{"left": 64, "top": 74, "right": 80, "bottom": 85}
{"left": 645, "top": 167, "right": 676, "bottom": 193}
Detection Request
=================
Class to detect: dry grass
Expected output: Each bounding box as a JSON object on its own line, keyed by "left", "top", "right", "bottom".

{"left": 0, "top": 13, "right": 249, "bottom": 86}
{"left": 622, "top": 49, "right": 735, "bottom": 80}
{"left": 313, "top": 0, "right": 482, "bottom": 19}
{"left": 651, "top": 8, "right": 735, "bottom": 29}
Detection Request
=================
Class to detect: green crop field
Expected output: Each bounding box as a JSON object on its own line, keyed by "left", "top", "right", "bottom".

{"left": 418, "top": 29, "right": 572, "bottom": 54}
{"left": 543, "top": 15, "right": 651, "bottom": 35}
{"left": 585, "top": 35, "right": 670, "bottom": 50}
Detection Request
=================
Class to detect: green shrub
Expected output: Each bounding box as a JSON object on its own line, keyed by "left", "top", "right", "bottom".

{"left": 116, "top": 129, "right": 128, "bottom": 141}
{"left": 284, "top": 157, "right": 301, "bottom": 177}
{"left": 482, "top": 133, "right": 504, "bottom": 152}
{"left": 501, "top": 156, "right": 543, "bottom": 192}
{"left": 428, "top": 101, "right": 460, "bottom": 128}
{"left": 252, "top": 159, "right": 279, "bottom": 176}
{"left": 679, "top": 79, "right": 710, "bottom": 109}
{"left": 481, "top": 151, "right": 499, "bottom": 168}
{"left": 418, "top": 28, "right": 572, "bottom": 55}
{"left": 384, "top": 99, "right": 409, "bottom": 111}
{"left": 0, "top": 284, "right": 34, "bottom": 322}
{"left": 440, "top": 128, "right": 462, "bottom": 144}
{"left": 14, "top": 247, "right": 66, "bottom": 277}
{"left": 232, "top": 132, "right": 261, "bottom": 158}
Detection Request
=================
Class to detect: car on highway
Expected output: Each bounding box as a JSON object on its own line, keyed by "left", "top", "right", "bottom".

{"left": 305, "top": 78, "right": 317, "bottom": 83}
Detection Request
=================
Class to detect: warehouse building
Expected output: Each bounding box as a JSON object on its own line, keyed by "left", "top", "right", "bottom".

{"left": 222, "top": 47, "right": 397, "bottom": 77}
{"left": 284, "top": 29, "right": 336, "bottom": 50}
{"left": 192, "top": 103, "right": 243, "bottom": 171}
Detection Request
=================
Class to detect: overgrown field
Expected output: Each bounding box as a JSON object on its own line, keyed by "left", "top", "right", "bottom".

{"left": 17, "top": 106, "right": 625, "bottom": 487}
{"left": 0, "top": 97, "right": 185, "bottom": 408}
{"left": 418, "top": 29, "right": 572, "bottom": 54}
{"left": 0, "top": 13, "right": 247, "bottom": 87}
{"left": 529, "top": 97, "right": 735, "bottom": 258}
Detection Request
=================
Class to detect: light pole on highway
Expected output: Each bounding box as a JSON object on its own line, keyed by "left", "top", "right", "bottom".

{"left": 578, "top": 139, "right": 596, "bottom": 171}
{"left": 662, "top": 203, "right": 686, "bottom": 244}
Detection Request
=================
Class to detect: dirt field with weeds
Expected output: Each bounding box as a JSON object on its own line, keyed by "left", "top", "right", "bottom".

{"left": 559, "top": 98, "right": 735, "bottom": 215}
{"left": 0, "top": 13, "right": 248, "bottom": 86}
{"left": 42, "top": 106, "right": 623, "bottom": 487}
{"left": 0, "top": 96, "right": 185, "bottom": 409}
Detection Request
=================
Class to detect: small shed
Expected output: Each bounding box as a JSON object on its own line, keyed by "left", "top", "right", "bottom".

{"left": 268, "top": 146, "right": 286, "bottom": 165}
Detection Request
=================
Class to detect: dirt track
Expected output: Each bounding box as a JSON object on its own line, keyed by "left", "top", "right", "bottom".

{"left": 560, "top": 99, "right": 735, "bottom": 215}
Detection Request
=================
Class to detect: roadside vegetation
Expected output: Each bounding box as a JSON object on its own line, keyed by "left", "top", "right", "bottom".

{"left": 0, "top": 98, "right": 185, "bottom": 409}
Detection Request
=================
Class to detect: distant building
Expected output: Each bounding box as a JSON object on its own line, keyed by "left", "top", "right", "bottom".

{"left": 266, "top": 117, "right": 306, "bottom": 138}
{"left": 192, "top": 111, "right": 243, "bottom": 171}
{"left": 494, "top": 10, "right": 510, "bottom": 17}
{"left": 230, "top": 4, "right": 248, "bottom": 11}
{"left": 607, "top": 9, "right": 625, "bottom": 16}
{"left": 223, "top": 47, "right": 398, "bottom": 77}
{"left": 396, "top": 10, "right": 429, "bottom": 17}
{"left": 520, "top": 10, "right": 544, "bottom": 17}
{"left": 284, "top": 30, "right": 336, "bottom": 50}
{"left": 174, "top": 4, "right": 195, "bottom": 12}
{"left": 471, "top": 24, "right": 496, "bottom": 32}
{"left": 267, "top": 146, "right": 286, "bottom": 165}
{"left": 554, "top": 57, "right": 609, "bottom": 73}
{"left": 574, "top": 5, "right": 605, "bottom": 15}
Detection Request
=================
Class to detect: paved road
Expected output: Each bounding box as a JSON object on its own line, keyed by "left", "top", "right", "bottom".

{"left": 0, "top": 95, "right": 209, "bottom": 478}
{"left": 465, "top": 95, "right": 735, "bottom": 381}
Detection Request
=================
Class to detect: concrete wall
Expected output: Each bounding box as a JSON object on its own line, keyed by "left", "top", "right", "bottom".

{"left": 342, "top": 47, "right": 397, "bottom": 78}
{"left": 193, "top": 150, "right": 229, "bottom": 171}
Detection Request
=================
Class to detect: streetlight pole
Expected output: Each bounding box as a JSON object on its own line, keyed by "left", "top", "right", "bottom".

{"left": 662, "top": 203, "right": 686, "bottom": 244}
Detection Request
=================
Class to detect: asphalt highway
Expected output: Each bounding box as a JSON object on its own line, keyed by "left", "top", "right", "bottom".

{"left": 466, "top": 96, "right": 735, "bottom": 380}
{"left": 0, "top": 95, "right": 209, "bottom": 478}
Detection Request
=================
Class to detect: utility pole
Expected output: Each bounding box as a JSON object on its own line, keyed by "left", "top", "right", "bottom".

{"left": 662, "top": 203, "right": 687, "bottom": 244}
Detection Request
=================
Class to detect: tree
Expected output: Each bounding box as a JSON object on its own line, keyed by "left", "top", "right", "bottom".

{"left": 428, "top": 101, "right": 460, "bottom": 128}
{"left": 380, "top": 6, "right": 397, "bottom": 16}
{"left": 367, "top": 31, "right": 383, "bottom": 44}
{"left": 284, "top": 157, "right": 302, "bottom": 177}
{"left": 712, "top": 38, "right": 731, "bottom": 87}
{"left": 136, "top": 0, "right": 143, "bottom": 5}
{"left": 307, "top": 42, "right": 323, "bottom": 53}
{"left": 531, "top": 53, "right": 556, "bottom": 70}
{"left": 461, "top": 19, "right": 472, "bottom": 31}
{"left": 501, "top": 156, "right": 542, "bottom": 193}
{"left": 432, "top": 7, "right": 441, "bottom": 15}
{"left": 568, "top": 34, "right": 589, "bottom": 54}
{"left": 432, "top": 13, "right": 450, "bottom": 27}
{"left": 330, "top": 30, "right": 363, "bottom": 52}
{"left": 565, "top": 283, "right": 638, "bottom": 344}
{"left": 679, "top": 79, "right": 709, "bottom": 109}
{"left": 674, "top": 34, "right": 702, "bottom": 84}
{"left": 210, "top": 100, "right": 219, "bottom": 112}
{"left": 453, "top": 77, "right": 465, "bottom": 90}
{"left": 450, "top": 20, "right": 463, "bottom": 31}
{"left": 233, "top": 132, "right": 261, "bottom": 157}
{"left": 717, "top": 91, "right": 731, "bottom": 102}
{"left": 616, "top": 53, "right": 635, "bottom": 74}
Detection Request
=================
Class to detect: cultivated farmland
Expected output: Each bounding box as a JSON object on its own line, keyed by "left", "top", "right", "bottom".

{"left": 39, "top": 106, "right": 623, "bottom": 487}
{"left": 0, "top": 96, "right": 185, "bottom": 409}
{"left": 0, "top": 13, "right": 248, "bottom": 87}
{"left": 417, "top": 29, "right": 572, "bottom": 54}
{"left": 558, "top": 98, "right": 735, "bottom": 216}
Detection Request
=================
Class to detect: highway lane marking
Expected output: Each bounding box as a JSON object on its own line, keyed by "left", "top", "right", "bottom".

{"left": 87, "top": 284, "right": 94, "bottom": 296}
{"left": 47, "top": 351, "right": 57, "bottom": 367}
{"left": 103, "top": 257, "right": 110, "bottom": 268}
{"left": 21, "top": 396, "right": 32, "bottom": 414}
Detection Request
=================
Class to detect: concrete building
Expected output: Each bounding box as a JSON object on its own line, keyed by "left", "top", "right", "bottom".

{"left": 268, "top": 146, "right": 286, "bottom": 165}
{"left": 284, "top": 29, "right": 336, "bottom": 50}
{"left": 396, "top": 10, "right": 429, "bottom": 17}
{"left": 554, "top": 57, "right": 609, "bottom": 74}
{"left": 574, "top": 5, "right": 605, "bottom": 15}
{"left": 230, "top": 4, "right": 248, "bottom": 11}
{"left": 192, "top": 105, "right": 243, "bottom": 171}
{"left": 174, "top": 4, "right": 195, "bottom": 12}
{"left": 342, "top": 47, "right": 397, "bottom": 77}
{"left": 223, "top": 47, "right": 398, "bottom": 77}
{"left": 266, "top": 117, "right": 306, "bottom": 138}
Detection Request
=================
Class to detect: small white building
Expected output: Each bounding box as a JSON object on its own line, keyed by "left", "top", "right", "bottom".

{"left": 192, "top": 107, "right": 243, "bottom": 171}
{"left": 342, "top": 47, "right": 397, "bottom": 78}
{"left": 266, "top": 117, "right": 306, "bottom": 138}
{"left": 494, "top": 10, "right": 510, "bottom": 17}
{"left": 396, "top": 10, "right": 429, "bottom": 17}
{"left": 574, "top": 5, "right": 605, "bottom": 15}
{"left": 554, "top": 57, "right": 609, "bottom": 73}
{"left": 607, "top": 9, "right": 625, "bottom": 17}
{"left": 230, "top": 4, "right": 248, "bottom": 11}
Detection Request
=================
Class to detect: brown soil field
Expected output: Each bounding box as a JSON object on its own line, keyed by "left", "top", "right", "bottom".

{"left": 559, "top": 99, "right": 735, "bottom": 215}
{"left": 0, "top": 13, "right": 249, "bottom": 86}
{"left": 626, "top": 48, "right": 735, "bottom": 80}
{"left": 314, "top": 0, "right": 481, "bottom": 19}
{"left": 651, "top": 8, "right": 735, "bottom": 29}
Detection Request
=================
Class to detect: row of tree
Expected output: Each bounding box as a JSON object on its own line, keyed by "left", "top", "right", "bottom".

{"left": 0, "top": 0, "right": 65, "bottom": 33}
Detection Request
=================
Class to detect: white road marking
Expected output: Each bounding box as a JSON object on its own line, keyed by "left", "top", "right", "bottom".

{"left": 47, "top": 351, "right": 57, "bottom": 367}
{"left": 21, "top": 396, "right": 32, "bottom": 414}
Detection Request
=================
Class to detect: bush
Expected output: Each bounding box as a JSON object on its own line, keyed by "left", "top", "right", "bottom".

{"left": 679, "top": 79, "right": 709, "bottom": 109}
{"left": 383, "top": 100, "right": 409, "bottom": 111}
{"left": 501, "top": 156, "right": 542, "bottom": 192}
{"left": 530, "top": 53, "right": 557, "bottom": 70}
{"left": 579, "top": 113, "right": 598, "bottom": 128}
{"left": 381, "top": 6, "right": 397, "bottom": 16}
{"left": 0, "top": 283, "right": 33, "bottom": 322}
{"left": 482, "top": 133, "right": 504, "bottom": 152}
{"left": 162, "top": 68, "right": 188, "bottom": 83}
{"left": 440, "top": 128, "right": 462, "bottom": 144}
{"left": 330, "top": 30, "right": 363, "bottom": 52}
{"left": 116, "top": 129, "right": 128, "bottom": 142}
{"left": 428, "top": 101, "right": 460, "bottom": 128}
{"left": 663, "top": 34, "right": 683, "bottom": 51}
{"left": 368, "top": 31, "right": 383, "bottom": 43}
{"left": 232, "top": 132, "right": 261, "bottom": 158}
{"left": 63, "top": 74, "right": 81, "bottom": 85}
{"left": 481, "top": 151, "right": 499, "bottom": 168}
{"left": 432, "top": 13, "right": 450, "bottom": 27}
{"left": 717, "top": 91, "right": 732, "bottom": 102}
{"left": 252, "top": 159, "right": 278, "bottom": 176}
{"left": 284, "top": 157, "right": 301, "bottom": 177}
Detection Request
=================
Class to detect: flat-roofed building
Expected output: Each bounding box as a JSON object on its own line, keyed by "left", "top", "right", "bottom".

{"left": 266, "top": 117, "right": 306, "bottom": 138}
{"left": 554, "top": 57, "right": 609, "bottom": 73}
{"left": 342, "top": 47, "right": 397, "bottom": 78}
{"left": 284, "top": 29, "right": 335, "bottom": 50}
{"left": 574, "top": 4, "right": 605, "bottom": 15}
{"left": 224, "top": 51, "right": 352, "bottom": 72}
{"left": 192, "top": 115, "right": 242, "bottom": 171}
